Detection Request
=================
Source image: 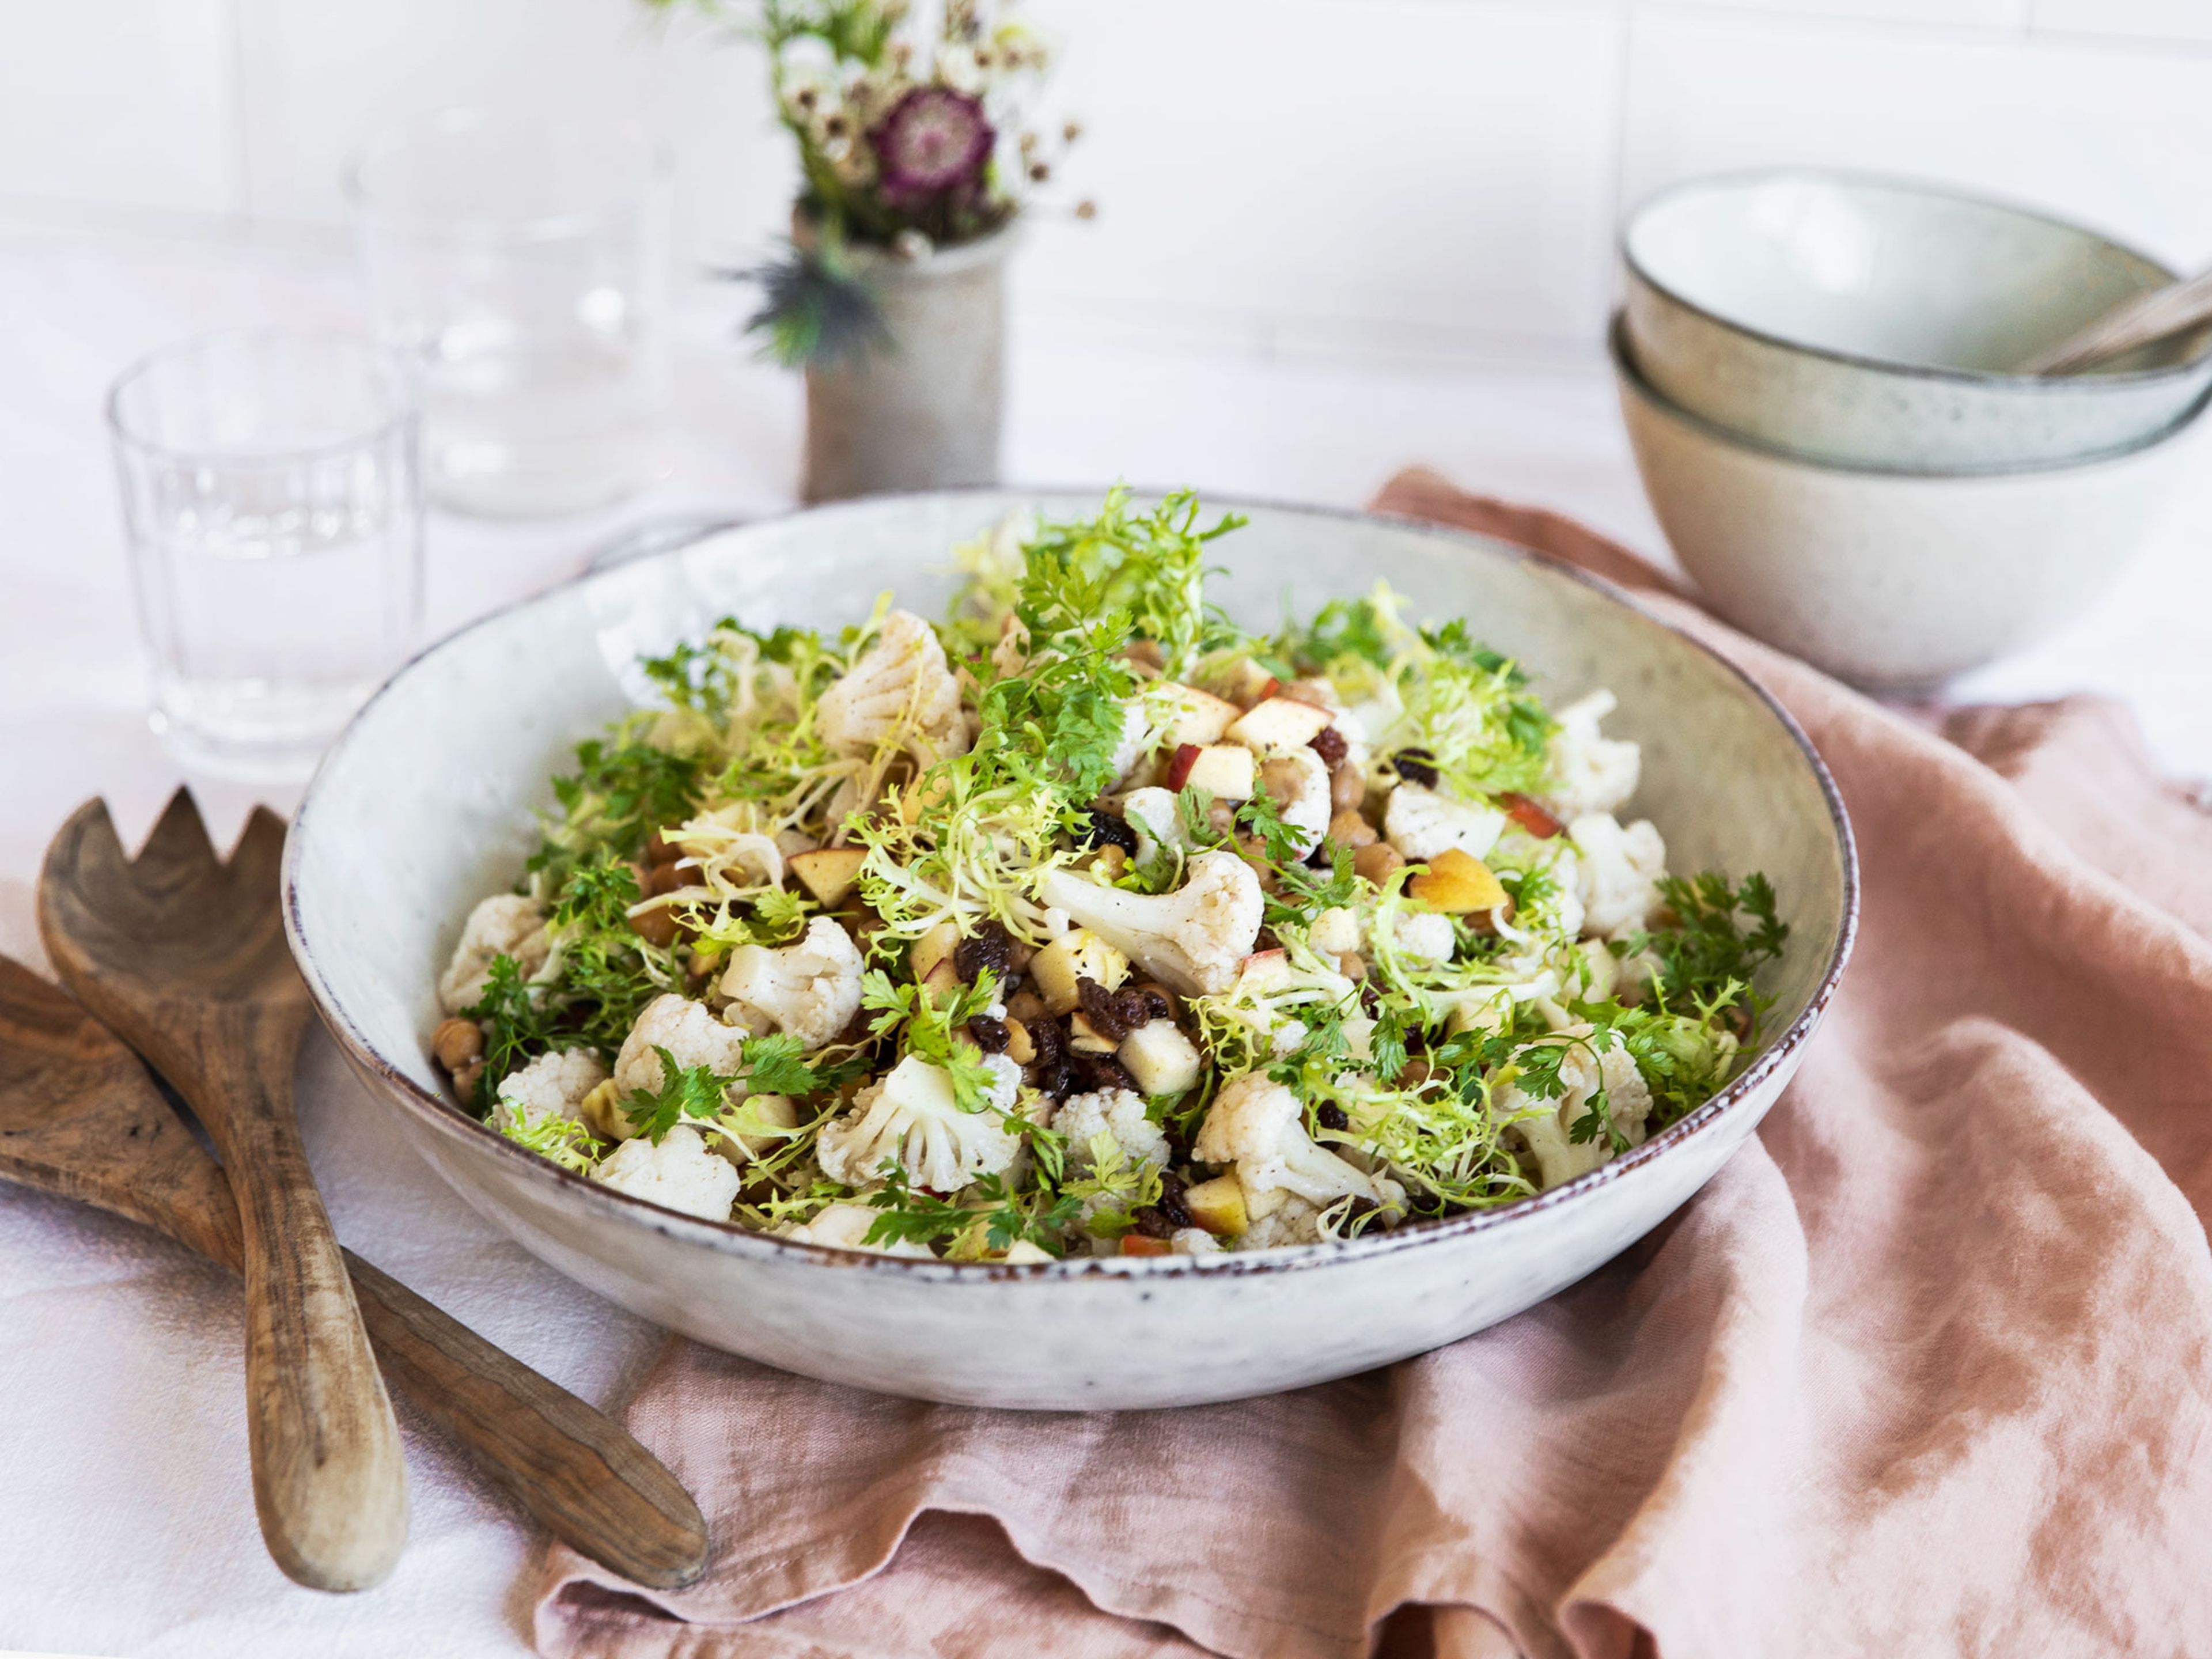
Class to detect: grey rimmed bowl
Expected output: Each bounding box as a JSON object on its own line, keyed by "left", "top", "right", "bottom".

{"left": 1622, "top": 170, "right": 2212, "bottom": 472}
{"left": 1613, "top": 315, "right": 2209, "bottom": 692}
{"left": 283, "top": 493, "right": 1857, "bottom": 1409}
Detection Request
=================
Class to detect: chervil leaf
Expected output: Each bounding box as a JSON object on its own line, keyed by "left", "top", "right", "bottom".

{"left": 622, "top": 1046, "right": 737, "bottom": 1142}
{"left": 740, "top": 1033, "right": 824, "bottom": 1096}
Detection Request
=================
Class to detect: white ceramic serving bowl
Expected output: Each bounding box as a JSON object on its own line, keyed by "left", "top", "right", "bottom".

{"left": 285, "top": 493, "right": 1856, "bottom": 1409}
{"left": 1613, "top": 316, "right": 2208, "bottom": 692}
{"left": 1622, "top": 171, "right": 2212, "bottom": 472}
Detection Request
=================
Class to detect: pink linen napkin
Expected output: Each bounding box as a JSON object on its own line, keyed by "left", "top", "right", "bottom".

{"left": 535, "top": 468, "right": 2212, "bottom": 1658}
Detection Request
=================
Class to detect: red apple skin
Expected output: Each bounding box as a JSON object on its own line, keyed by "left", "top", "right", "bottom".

{"left": 1257, "top": 676, "right": 1283, "bottom": 703}
{"left": 1501, "top": 791, "right": 1563, "bottom": 839}
{"left": 1165, "top": 743, "right": 1202, "bottom": 791}
{"left": 1119, "top": 1234, "right": 1173, "bottom": 1257}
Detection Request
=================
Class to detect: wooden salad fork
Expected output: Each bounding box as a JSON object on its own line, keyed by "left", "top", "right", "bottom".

{"left": 0, "top": 951, "right": 709, "bottom": 1589}
{"left": 38, "top": 791, "right": 409, "bottom": 1590}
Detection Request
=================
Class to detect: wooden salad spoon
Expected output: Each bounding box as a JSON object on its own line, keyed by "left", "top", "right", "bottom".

{"left": 38, "top": 791, "right": 408, "bottom": 1590}
{"left": 0, "top": 950, "right": 708, "bottom": 1589}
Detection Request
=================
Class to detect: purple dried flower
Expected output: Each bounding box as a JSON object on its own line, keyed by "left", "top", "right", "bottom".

{"left": 871, "top": 86, "right": 993, "bottom": 207}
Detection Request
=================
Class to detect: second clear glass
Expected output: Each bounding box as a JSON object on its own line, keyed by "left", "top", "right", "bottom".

{"left": 347, "top": 109, "right": 673, "bottom": 519}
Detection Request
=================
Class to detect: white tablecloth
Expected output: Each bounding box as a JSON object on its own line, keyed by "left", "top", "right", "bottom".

{"left": 3, "top": 218, "right": 2207, "bottom": 1659}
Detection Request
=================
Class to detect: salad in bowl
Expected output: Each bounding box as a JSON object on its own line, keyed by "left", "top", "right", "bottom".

{"left": 427, "top": 488, "right": 1786, "bottom": 1264}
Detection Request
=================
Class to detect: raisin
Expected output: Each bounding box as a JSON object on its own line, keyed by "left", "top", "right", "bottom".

{"left": 1070, "top": 1050, "right": 1138, "bottom": 1094}
{"left": 1316, "top": 1103, "right": 1350, "bottom": 1132}
{"left": 1308, "top": 725, "right": 1349, "bottom": 768}
{"left": 1131, "top": 1205, "right": 1177, "bottom": 1239}
{"left": 1255, "top": 925, "right": 1283, "bottom": 955}
{"left": 1392, "top": 748, "right": 1440, "bottom": 789}
{"left": 967, "top": 1015, "right": 1011, "bottom": 1054}
{"left": 1026, "top": 1016, "right": 1071, "bottom": 1097}
{"left": 1109, "top": 986, "right": 1159, "bottom": 1031}
{"left": 1342, "top": 1196, "right": 1379, "bottom": 1226}
{"left": 1156, "top": 1170, "right": 1195, "bottom": 1230}
{"left": 1077, "top": 977, "right": 1132, "bottom": 1042}
{"left": 1078, "top": 808, "right": 1139, "bottom": 855}
{"left": 953, "top": 921, "right": 1016, "bottom": 986}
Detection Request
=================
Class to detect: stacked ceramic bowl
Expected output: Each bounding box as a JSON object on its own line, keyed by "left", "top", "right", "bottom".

{"left": 1614, "top": 170, "right": 2212, "bottom": 691}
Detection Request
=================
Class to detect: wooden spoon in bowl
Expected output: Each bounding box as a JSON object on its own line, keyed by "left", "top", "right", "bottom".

{"left": 38, "top": 792, "right": 408, "bottom": 1592}
{"left": 0, "top": 951, "right": 709, "bottom": 1589}
{"left": 2017, "top": 266, "right": 2212, "bottom": 375}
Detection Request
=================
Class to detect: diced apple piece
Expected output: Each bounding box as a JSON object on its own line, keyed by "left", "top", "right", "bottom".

{"left": 1225, "top": 696, "right": 1335, "bottom": 756}
{"left": 1003, "top": 1017, "right": 1038, "bottom": 1065}
{"left": 1067, "top": 1012, "right": 1120, "bottom": 1055}
{"left": 909, "top": 919, "right": 961, "bottom": 983}
{"left": 1119, "top": 1020, "right": 1201, "bottom": 1096}
{"left": 1164, "top": 743, "right": 1202, "bottom": 791}
{"left": 1238, "top": 1178, "right": 1289, "bottom": 1221}
{"left": 1233, "top": 948, "right": 1290, "bottom": 993}
{"left": 1220, "top": 658, "right": 1278, "bottom": 707}
{"left": 789, "top": 846, "right": 867, "bottom": 907}
{"left": 1029, "top": 928, "right": 1131, "bottom": 1014}
{"left": 1501, "top": 791, "right": 1563, "bottom": 839}
{"left": 1119, "top": 1234, "right": 1173, "bottom": 1257}
{"left": 1183, "top": 1175, "right": 1249, "bottom": 1237}
{"left": 1182, "top": 744, "right": 1255, "bottom": 800}
{"left": 919, "top": 958, "right": 961, "bottom": 1002}
{"left": 1407, "top": 848, "right": 1509, "bottom": 914}
{"left": 1156, "top": 683, "right": 1241, "bottom": 748}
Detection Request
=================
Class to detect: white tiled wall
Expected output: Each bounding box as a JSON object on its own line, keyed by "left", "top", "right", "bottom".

{"left": 3, "top": 0, "right": 2210, "bottom": 369}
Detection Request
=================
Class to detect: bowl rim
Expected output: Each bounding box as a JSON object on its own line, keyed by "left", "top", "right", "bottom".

{"left": 1620, "top": 166, "right": 2212, "bottom": 392}
{"left": 1609, "top": 310, "right": 2212, "bottom": 479}
{"left": 283, "top": 490, "right": 1861, "bottom": 1284}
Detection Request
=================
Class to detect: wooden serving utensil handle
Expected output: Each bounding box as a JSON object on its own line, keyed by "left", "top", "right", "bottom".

{"left": 343, "top": 1254, "right": 708, "bottom": 1588}
{"left": 220, "top": 1008, "right": 410, "bottom": 1592}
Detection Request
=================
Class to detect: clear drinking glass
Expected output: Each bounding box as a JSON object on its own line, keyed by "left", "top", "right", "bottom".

{"left": 346, "top": 109, "right": 673, "bottom": 518}
{"left": 107, "top": 330, "right": 424, "bottom": 781}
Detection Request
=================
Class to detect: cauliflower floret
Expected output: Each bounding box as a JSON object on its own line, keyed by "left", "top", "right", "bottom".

{"left": 1393, "top": 910, "right": 1456, "bottom": 967}
{"left": 1259, "top": 748, "right": 1331, "bottom": 853}
{"left": 1570, "top": 813, "right": 1668, "bottom": 938}
{"left": 720, "top": 916, "right": 865, "bottom": 1050}
{"left": 1384, "top": 782, "right": 1505, "bottom": 863}
{"left": 614, "top": 993, "right": 750, "bottom": 1101}
{"left": 1108, "top": 698, "right": 1157, "bottom": 786}
{"left": 816, "top": 608, "right": 968, "bottom": 761}
{"left": 437, "top": 893, "right": 550, "bottom": 1014}
{"left": 1501, "top": 1031, "right": 1656, "bottom": 1190}
{"left": 1194, "top": 1072, "right": 1403, "bottom": 1212}
{"left": 1542, "top": 691, "right": 1640, "bottom": 820}
{"left": 815, "top": 1053, "right": 1022, "bottom": 1190}
{"left": 491, "top": 1047, "right": 609, "bottom": 1135}
{"left": 1492, "top": 843, "right": 1586, "bottom": 953}
{"left": 1120, "top": 786, "right": 1195, "bottom": 868}
{"left": 591, "top": 1124, "right": 741, "bottom": 1222}
{"left": 1033, "top": 851, "right": 1263, "bottom": 996}
{"left": 780, "top": 1201, "right": 936, "bottom": 1258}
{"left": 1236, "top": 1194, "right": 1325, "bottom": 1250}
{"left": 1171, "top": 1228, "right": 1222, "bottom": 1256}
{"left": 1055, "top": 1088, "right": 1170, "bottom": 1173}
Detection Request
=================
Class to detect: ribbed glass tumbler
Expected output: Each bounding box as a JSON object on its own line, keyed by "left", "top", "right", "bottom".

{"left": 107, "top": 329, "right": 423, "bottom": 781}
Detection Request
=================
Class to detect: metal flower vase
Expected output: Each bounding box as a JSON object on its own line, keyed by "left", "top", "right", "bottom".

{"left": 803, "top": 225, "right": 1016, "bottom": 503}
